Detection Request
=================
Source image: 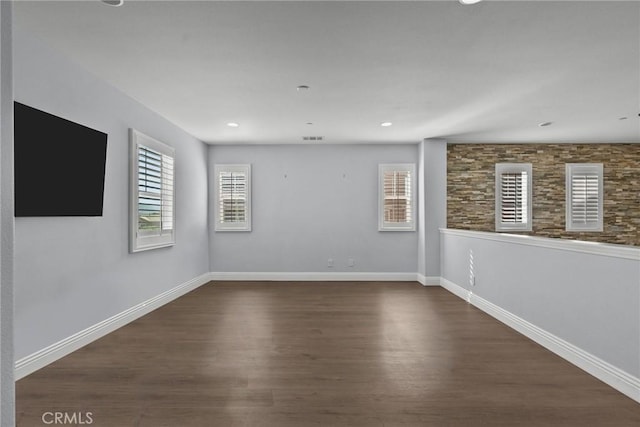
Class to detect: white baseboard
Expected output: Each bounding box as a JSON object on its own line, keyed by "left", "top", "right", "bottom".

{"left": 14, "top": 273, "right": 212, "bottom": 380}
{"left": 209, "top": 271, "right": 418, "bottom": 282}
{"left": 417, "top": 274, "right": 441, "bottom": 286}
{"left": 440, "top": 277, "right": 640, "bottom": 404}
{"left": 440, "top": 277, "right": 472, "bottom": 302}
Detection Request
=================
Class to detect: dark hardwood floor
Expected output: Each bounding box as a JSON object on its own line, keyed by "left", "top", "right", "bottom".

{"left": 16, "top": 281, "right": 640, "bottom": 426}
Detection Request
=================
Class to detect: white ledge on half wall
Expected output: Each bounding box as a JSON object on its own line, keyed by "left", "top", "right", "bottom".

{"left": 440, "top": 228, "right": 640, "bottom": 261}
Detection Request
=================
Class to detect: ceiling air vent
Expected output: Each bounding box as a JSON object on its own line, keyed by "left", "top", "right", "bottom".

{"left": 302, "top": 136, "right": 324, "bottom": 141}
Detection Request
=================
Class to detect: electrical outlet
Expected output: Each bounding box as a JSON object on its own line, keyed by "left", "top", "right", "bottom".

{"left": 347, "top": 258, "right": 355, "bottom": 267}
{"left": 328, "top": 258, "right": 334, "bottom": 268}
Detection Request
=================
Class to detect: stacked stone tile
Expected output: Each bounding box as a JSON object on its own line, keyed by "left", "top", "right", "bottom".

{"left": 447, "top": 143, "right": 639, "bottom": 246}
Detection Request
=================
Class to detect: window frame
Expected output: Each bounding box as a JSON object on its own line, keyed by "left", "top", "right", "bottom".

{"left": 214, "top": 164, "right": 252, "bottom": 232}
{"left": 378, "top": 163, "right": 416, "bottom": 232}
{"left": 129, "top": 129, "right": 175, "bottom": 253}
{"left": 495, "top": 163, "right": 532, "bottom": 232}
{"left": 565, "top": 163, "right": 603, "bottom": 232}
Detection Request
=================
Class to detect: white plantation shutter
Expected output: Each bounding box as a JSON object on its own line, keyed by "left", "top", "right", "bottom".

{"left": 215, "top": 164, "right": 251, "bottom": 231}
{"left": 160, "top": 154, "right": 174, "bottom": 231}
{"left": 219, "top": 171, "right": 247, "bottom": 223}
{"left": 495, "top": 163, "right": 532, "bottom": 232}
{"left": 570, "top": 174, "right": 599, "bottom": 223}
{"left": 384, "top": 170, "right": 411, "bottom": 223}
{"left": 130, "top": 129, "right": 175, "bottom": 252}
{"left": 137, "top": 146, "right": 174, "bottom": 235}
{"left": 379, "top": 164, "right": 416, "bottom": 231}
{"left": 566, "top": 163, "right": 603, "bottom": 231}
{"left": 500, "top": 171, "right": 528, "bottom": 224}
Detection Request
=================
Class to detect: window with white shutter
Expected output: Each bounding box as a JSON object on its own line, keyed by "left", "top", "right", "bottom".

{"left": 130, "top": 129, "right": 175, "bottom": 252}
{"left": 566, "top": 163, "right": 603, "bottom": 232}
{"left": 379, "top": 164, "right": 416, "bottom": 231}
{"left": 214, "top": 164, "right": 251, "bottom": 231}
{"left": 495, "top": 163, "right": 532, "bottom": 232}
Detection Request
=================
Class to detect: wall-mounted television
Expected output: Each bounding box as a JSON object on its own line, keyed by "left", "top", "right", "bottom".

{"left": 14, "top": 102, "right": 108, "bottom": 217}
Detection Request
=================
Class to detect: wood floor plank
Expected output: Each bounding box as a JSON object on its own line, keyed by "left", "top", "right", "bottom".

{"left": 16, "top": 281, "right": 640, "bottom": 426}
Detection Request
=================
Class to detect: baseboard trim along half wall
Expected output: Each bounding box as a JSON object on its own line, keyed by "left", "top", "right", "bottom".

{"left": 14, "top": 272, "right": 212, "bottom": 380}
{"left": 440, "top": 277, "right": 640, "bottom": 404}
{"left": 208, "top": 272, "right": 419, "bottom": 282}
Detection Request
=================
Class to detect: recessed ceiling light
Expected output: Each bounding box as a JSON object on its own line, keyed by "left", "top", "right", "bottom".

{"left": 538, "top": 121, "right": 553, "bottom": 127}
{"left": 380, "top": 122, "right": 393, "bottom": 127}
{"left": 459, "top": 0, "right": 483, "bottom": 5}
{"left": 619, "top": 117, "right": 628, "bottom": 121}
{"left": 306, "top": 122, "right": 313, "bottom": 125}
{"left": 101, "top": 0, "right": 124, "bottom": 6}
{"left": 296, "top": 85, "right": 310, "bottom": 91}
{"left": 227, "top": 122, "right": 239, "bottom": 128}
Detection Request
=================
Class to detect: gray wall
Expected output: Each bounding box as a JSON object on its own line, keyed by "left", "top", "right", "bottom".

{"left": 209, "top": 144, "right": 418, "bottom": 273}
{"left": 0, "top": 2, "right": 14, "bottom": 425}
{"left": 441, "top": 230, "right": 640, "bottom": 378}
{"left": 13, "top": 30, "right": 210, "bottom": 360}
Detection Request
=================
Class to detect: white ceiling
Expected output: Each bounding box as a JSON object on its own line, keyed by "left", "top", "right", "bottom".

{"left": 13, "top": 0, "right": 640, "bottom": 145}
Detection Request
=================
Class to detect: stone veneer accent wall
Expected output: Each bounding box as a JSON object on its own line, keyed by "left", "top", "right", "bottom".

{"left": 447, "top": 143, "right": 639, "bottom": 246}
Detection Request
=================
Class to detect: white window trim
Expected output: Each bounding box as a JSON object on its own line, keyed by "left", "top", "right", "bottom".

{"left": 495, "top": 163, "right": 532, "bottom": 232}
{"left": 214, "top": 164, "right": 252, "bottom": 232}
{"left": 565, "top": 163, "right": 603, "bottom": 232}
{"left": 129, "top": 129, "right": 175, "bottom": 253}
{"left": 378, "top": 163, "right": 416, "bottom": 232}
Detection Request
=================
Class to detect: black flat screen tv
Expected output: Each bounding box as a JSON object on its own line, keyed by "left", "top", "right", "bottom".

{"left": 14, "top": 102, "right": 108, "bottom": 217}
